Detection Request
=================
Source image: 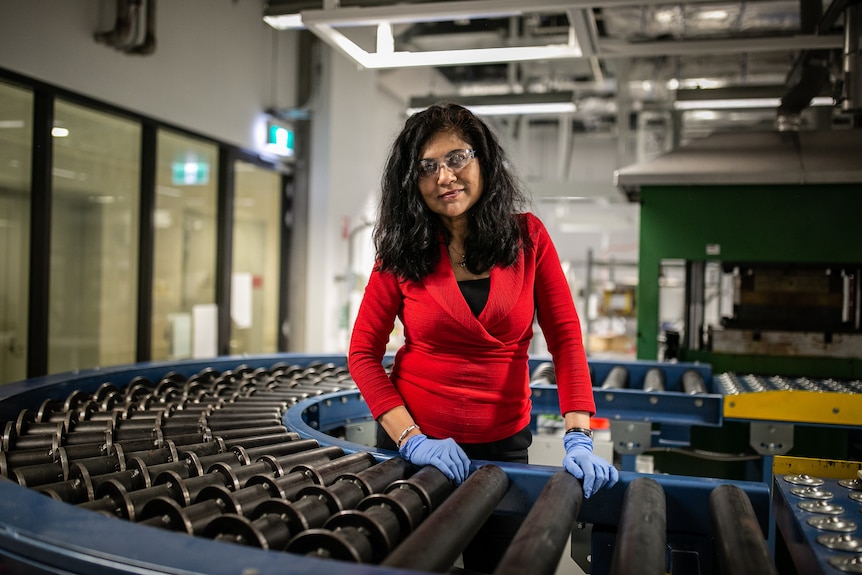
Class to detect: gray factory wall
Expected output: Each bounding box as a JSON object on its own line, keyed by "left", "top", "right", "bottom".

{"left": 0, "top": 0, "right": 299, "bottom": 152}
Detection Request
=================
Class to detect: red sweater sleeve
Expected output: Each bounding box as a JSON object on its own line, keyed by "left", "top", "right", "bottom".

{"left": 347, "top": 266, "right": 406, "bottom": 419}
{"left": 528, "top": 215, "right": 596, "bottom": 416}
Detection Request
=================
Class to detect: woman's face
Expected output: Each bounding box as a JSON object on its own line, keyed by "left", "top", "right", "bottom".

{"left": 417, "top": 130, "right": 484, "bottom": 230}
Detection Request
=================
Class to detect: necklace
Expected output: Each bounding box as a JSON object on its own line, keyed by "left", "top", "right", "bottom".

{"left": 448, "top": 245, "right": 467, "bottom": 268}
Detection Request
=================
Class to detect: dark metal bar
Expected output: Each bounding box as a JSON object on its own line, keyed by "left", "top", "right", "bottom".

{"left": 26, "top": 89, "right": 53, "bottom": 378}
{"left": 382, "top": 464, "right": 510, "bottom": 573}
{"left": 709, "top": 484, "right": 778, "bottom": 575}
{"left": 136, "top": 122, "right": 156, "bottom": 362}
{"left": 609, "top": 477, "right": 667, "bottom": 575}
{"left": 493, "top": 471, "right": 584, "bottom": 575}
{"left": 216, "top": 146, "right": 234, "bottom": 357}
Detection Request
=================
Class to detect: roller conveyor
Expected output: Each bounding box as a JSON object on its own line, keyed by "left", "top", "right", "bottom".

{"left": 773, "top": 461, "right": 862, "bottom": 575}
{"left": 716, "top": 372, "right": 862, "bottom": 426}
{"left": 1, "top": 354, "right": 775, "bottom": 575}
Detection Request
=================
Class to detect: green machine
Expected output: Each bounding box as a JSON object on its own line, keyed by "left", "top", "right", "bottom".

{"left": 615, "top": 129, "right": 862, "bottom": 477}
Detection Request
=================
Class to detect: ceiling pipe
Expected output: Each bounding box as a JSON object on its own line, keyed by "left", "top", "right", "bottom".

{"left": 840, "top": 2, "right": 862, "bottom": 120}
{"left": 94, "top": 0, "right": 138, "bottom": 48}
{"left": 94, "top": 0, "right": 156, "bottom": 55}
{"left": 127, "top": 0, "right": 157, "bottom": 55}
{"left": 776, "top": 0, "right": 835, "bottom": 131}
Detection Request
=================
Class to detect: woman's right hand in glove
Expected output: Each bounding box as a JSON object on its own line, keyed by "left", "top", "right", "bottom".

{"left": 399, "top": 434, "right": 471, "bottom": 484}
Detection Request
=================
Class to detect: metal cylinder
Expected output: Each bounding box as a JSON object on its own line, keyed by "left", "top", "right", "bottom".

{"left": 382, "top": 464, "right": 510, "bottom": 573}
{"left": 601, "top": 366, "right": 630, "bottom": 389}
{"left": 493, "top": 471, "right": 584, "bottom": 575}
{"left": 609, "top": 477, "right": 667, "bottom": 575}
{"left": 530, "top": 362, "right": 556, "bottom": 386}
{"left": 681, "top": 369, "right": 707, "bottom": 394}
{"left": 642, "top": 368, "right": 666, "bottom": 392}
{"left": 709, "top": 484, "right": 777, "bottom": 575}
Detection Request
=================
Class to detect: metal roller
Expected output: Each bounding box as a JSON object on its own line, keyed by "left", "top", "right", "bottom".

{"left": 195, "top": 482, "right": 278, "bottom": 517}
{"left": 0, "top": 447, "right": 55, "bottom": 474}
{"left": 207, "top": 459, "right": 282, "bottom": 491}
{"left": 493, "top": 471, "right": 585, "bottom": 575}
{"left": 84, "top": 474, "right": 192, "bottom": 521}
{"left": 642, "top": 368, "right": 666, "bottom": 392}
{"left": 287, "top": 525, "right": 376, "bottom": 562}
{"left": 294, "top": 457, "right": 413, "bottom": 514}
{"left": 71, "top": 462, "right": 147, "bottom": 496}
{"left": 382, "top": 464, "right": 510, "bottom": 573}
{"left": 530, "top": 362, "right": 557, "bottom": 386}
{"left": 35, "top": 474, "right": 95, "bottom": 504}
{"left": 121, "top": 442, "right": 180, "bottom": 468}
{"left": 203, "top": 512, "right": 287, "bottom": 549}
{"left": 223, "top": 433, "right": 303, "bottom": 451}
{"left": 10, "top": 458, "right": 69, "bottom": 487}
{"left": 322, "top": 504, "right": 405, "bottom": 562}
{"left": 601, "top": 365, "right": 630, "bottom": 389}
{"left": 681, "top": 369, "right": 708, "bottom": 394}
{"left": 189, "top": 446, "right": 252, "bottom": 474}
{"left": 238, "top": 438, "right": 320, "bottom": 460}
{"left": 204, "top": 456, "right": 412, "bottom": 551}
{"left": 139, "top": 495, "right": 227, "bottom": 535}
{"left": 284, "top": 462, "right": 452, "bottom": 562}
{"left": 709, "top": 484, "right": 778, "bottom": 575}
{"left": 609, "top": 477, "right": 667, "bottom": 575}
{"left": 170, "top": 438, "right": 226, "bottom": 458}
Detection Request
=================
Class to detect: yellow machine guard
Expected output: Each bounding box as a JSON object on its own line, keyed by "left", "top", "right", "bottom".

{"left": 723, "top": 389, "right": 862, "bottom": 426}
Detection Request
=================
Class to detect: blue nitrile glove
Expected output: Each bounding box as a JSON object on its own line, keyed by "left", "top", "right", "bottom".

{"left": 562, "top": 432, "right": 619, "bottom": 498}
{"left": 399, "top": 434, "right": 471, "bottom": 485}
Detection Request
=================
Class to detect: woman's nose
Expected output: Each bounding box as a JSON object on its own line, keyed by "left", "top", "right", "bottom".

{"left": 436, "top": 164, "right": 456, "bottom": 183}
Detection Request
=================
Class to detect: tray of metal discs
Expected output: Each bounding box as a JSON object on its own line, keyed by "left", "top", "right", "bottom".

{"left": 783, "top": 470, "right": 862, "bottom": 573}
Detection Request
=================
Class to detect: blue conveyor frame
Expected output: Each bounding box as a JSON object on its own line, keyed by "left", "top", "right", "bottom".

{"left": 0, "top": 354, "right": 768, "bottom": 575}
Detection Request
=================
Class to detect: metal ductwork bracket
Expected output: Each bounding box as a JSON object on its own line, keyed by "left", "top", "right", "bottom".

{"left": 94, "top": 0, "right": 157, "bottom": 56}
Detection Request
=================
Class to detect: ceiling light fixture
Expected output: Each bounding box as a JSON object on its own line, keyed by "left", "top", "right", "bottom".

{"left": 674, "top": 96, "right": 834, "bottom": 110}
{"left": 408, "top": 91, "right": 576, "bottom": 116}
{"left": 265, "top": 0, "right": 582, "bottom": 69}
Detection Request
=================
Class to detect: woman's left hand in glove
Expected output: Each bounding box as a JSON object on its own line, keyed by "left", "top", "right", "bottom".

{"left": 562, "top": 432, "right": 619, "bottom": 498}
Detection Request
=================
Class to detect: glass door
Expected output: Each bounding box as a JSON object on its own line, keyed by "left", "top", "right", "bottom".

{"left": 230, "top": 160, "right": 282, "bottom": 354}
{"left": 151, "top": 130, "right": 218, "bottom": 360}
{"left": 48, "top": 99, "right": 141, "bottom": 374}
{"left": 0, "top": 81, "right": 33, "bottom": 384}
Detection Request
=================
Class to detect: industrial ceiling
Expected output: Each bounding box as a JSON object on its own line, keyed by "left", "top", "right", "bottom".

{"left": 265, "top": 0, "right": 857, "bottom": 134}
{"left": 263, "top": 0, "right": 858, "bottom": 253}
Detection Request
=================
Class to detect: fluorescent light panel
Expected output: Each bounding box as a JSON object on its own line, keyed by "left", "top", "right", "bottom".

{"left": 266, "top": 0, "right": 582, "bottom": 69}
{"left": 408, "top": 102, "right": 576, "bottom": 116}
{"left": 674, "top": 96, "right": 834, "bottom": 110}
{"left": 408, "top": 91, "right": 576, "bottom": 116}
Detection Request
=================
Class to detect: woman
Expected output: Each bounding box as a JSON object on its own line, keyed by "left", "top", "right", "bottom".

{"left": 348, "top": 102, "right": 617, "bottom": 499}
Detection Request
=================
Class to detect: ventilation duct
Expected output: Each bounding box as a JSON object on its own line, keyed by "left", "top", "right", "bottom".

{"left": 841, "top": 3, "right": 862, "bottom": 114}
{"left": 94, "top": 0, "right": 157, "bottom": 55}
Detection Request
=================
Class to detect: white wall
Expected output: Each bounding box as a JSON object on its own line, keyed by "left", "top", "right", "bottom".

{"left": 0, "top": 0, "right": 298, "bottom": 151}
{"left": 299, "top": 31, "right": 464, "bottom": 352}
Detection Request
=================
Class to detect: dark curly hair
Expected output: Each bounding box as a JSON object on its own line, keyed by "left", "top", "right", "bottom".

{"left": 374, "top": 102, "right": 530, "bottom": 281}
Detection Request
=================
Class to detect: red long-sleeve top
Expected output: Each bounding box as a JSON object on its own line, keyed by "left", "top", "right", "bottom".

{"left": 348, "top": 213, "right": 594, "bottom": 444}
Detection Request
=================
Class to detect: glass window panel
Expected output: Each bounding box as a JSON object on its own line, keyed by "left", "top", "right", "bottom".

{"left": 152, "top": 130, "right": 218, "bottom": 360}
{"left": 49, "top": 100, "right": 141, "bottom": 374}
{"left": 230, "top": 161, "right": 281, "bottom": 354}
{"left": 0, "top": 81, "right": 33, "bottom": 384}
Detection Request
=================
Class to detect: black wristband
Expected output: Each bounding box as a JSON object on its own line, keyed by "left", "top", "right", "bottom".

{"left": 565, "top": 427, "right": 593, "bottom": 439}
